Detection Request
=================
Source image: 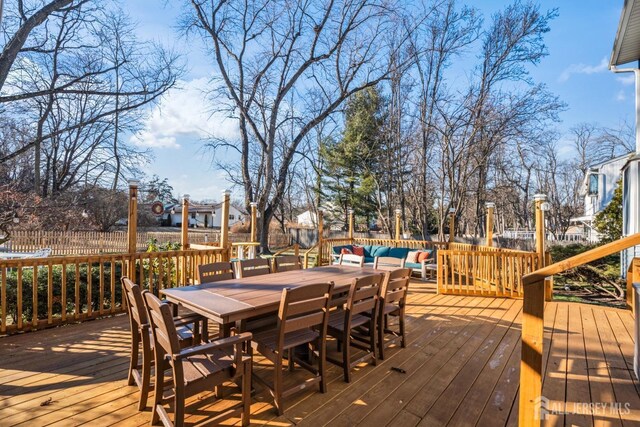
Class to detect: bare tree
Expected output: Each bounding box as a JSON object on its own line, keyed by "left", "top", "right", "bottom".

{"left": 186, "top": 0, "right": 420, "bottom": 252}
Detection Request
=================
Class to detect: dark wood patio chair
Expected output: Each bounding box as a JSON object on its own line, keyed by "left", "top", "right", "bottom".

{"left": 326, "top": 273, "right": 383, "bottom": 382}
{"left": 236, "top": 258, "right": 271, "bottom": 278}
{"left": 337, "top": 253, "right": 364, "bottom": 267}
{"left": 121, "top": 277, "right": 207, "bottom": 411}
{"left": 273, "top": 255, "right": 302, "bottom": 273}
{"left": 376, "top": 268, "right": 412, "bottom": 359}
{"left": 251, "top": 282, "right": 334, "bottom": 415}
{"left": 143, "top": 291, "right": 253, "bottom": 427}
{"left": 198, "top": 261, "right": 235, "bottom": 283}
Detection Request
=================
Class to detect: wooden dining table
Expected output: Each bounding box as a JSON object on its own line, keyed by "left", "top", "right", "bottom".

{"left": 160, "top": 265, "right": 385, "bottom": 333}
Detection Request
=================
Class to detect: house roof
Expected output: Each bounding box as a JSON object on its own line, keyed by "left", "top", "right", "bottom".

{"left": 611, "top": 0, "right": 640, "bottom": 66}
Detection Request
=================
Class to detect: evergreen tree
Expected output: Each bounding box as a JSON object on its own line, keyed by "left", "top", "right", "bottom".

{"left": 320, "top": 87, "right": 384, "bottom": 229}
{"left": 594, "top": 179, "right": 622, "bottom": 243}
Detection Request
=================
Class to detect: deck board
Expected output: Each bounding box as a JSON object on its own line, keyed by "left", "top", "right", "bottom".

{"left": 0, "top": 281, "right": 638, "bottom": 426}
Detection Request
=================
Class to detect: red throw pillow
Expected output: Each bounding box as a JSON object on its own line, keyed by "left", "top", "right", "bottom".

{"left": 341, "top": 248, "right": 353, "bottom": 255}
{"left": 418, "top": 251, "right": 432, "bottom": 263}
{"left": 352, "top": 245, "right": 365, "bottom": 256}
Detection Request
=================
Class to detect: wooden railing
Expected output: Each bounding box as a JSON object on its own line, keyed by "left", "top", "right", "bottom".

{"left": 519, "top": 233, "right": 640, "bottom": 427}
{"left": 303, "top": 243, "right": 319, "bottom": 269}
{"left": 0, "top": 247, "right": 229, "bottom": 335}
{"left": 2, "top": 230, "right": 255, "bottom": 255}
{"left": 437, "top": 249, "right": 540, "bottom": 297}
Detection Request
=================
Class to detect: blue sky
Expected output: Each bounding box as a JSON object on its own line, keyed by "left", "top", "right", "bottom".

{"left": 124, "top": 0, "right": 632, "bottom": 200}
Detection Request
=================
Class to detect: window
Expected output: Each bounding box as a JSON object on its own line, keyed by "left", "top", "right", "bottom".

{"left": 191, "top": 213, "right": 196, "bottom": 219}
{"left": 588, "top": 174, "right": 598, "bottom": 196}
{"left": 229, "top": 214, "right": 235, "bottom": 220}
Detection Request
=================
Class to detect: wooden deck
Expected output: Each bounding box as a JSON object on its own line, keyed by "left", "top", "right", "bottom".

{"left": 0, "top": 281, "right": 639, "bottom": 426}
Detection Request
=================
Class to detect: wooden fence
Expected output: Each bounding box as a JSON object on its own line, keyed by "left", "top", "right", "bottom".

{"left": 437, "top": 249, "right": 540, "bottom": 298}
{"left": 2, "top": 230, "right": 291, "bottom": 255}
{"left": 0, "top": 247, "right": 228, "bottom": 335}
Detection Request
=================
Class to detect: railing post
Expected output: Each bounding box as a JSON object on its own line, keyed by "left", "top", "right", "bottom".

{"left": 448, "top": 207, "right": 456, "bottom": 244}
{"left": 181, "top": 194, "right": 190, "bottom": 250}
{"left": 395, "top": 208, "right": 402, "bottom": 243}
{"left": 220, "top": 190, "right": 231, "bottom": 256}
{"left": 318, "top": 210, "right": 324, "bottom": 266}
{"left": 127, "top": 180, "right": 139, "bottom": 254}
{"left": 519, "top": 279, "right": 545, "bottom": 427}
{"left": 485, "top": 202, "right": 495, "bottom": 247}
{"left": 250, "top": 201, "right": 258, "bottom": 243}
{"left": 534, "top": 194, "right": 551, "bottom": 301}
{"left": 348, "top": 209, "right": 354, "bottom": 241}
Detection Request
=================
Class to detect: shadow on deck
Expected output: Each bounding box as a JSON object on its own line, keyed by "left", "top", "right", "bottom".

{"left": 0, "top": 281, "right": 638, "bottom": 426}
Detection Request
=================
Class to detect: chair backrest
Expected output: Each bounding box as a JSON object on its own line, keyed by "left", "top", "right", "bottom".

{"left": 143, "top": 291, "right": 181, "bottom": 356}
{"left": 276, "top": 283, "right": 333, "bottom": 350}
{"left": 198, "top": 261, "right": 235, "bottom": 283}
{"left": 381, "top": 268, "right": 412, "bottom": 306}
{"left": 273, "top": 255, "right": 302, "bottom": 273}
{"left": 236, "top": 258, "right": 271, "bottom": 278}
{"left": 346, "top": 273, "right": 383, "bottom": 317}
{"left": 373, "top": 256, "right": 406, "bottom": 269}
{"left": 122, "top": 277, "right": 148, "bottom": 328}
{"left": 338, "top": 253, "right": 364, "bottom": 267}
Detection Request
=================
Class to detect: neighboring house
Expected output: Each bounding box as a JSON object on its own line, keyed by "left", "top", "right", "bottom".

{"left": 163, "top": 202, "right": 244, "bottom": 229}
{"left": 296, "top": 210, "right": 317, "bottom": 227}
{"left": 571, "top": 153, "right": 631, "bottom": 243}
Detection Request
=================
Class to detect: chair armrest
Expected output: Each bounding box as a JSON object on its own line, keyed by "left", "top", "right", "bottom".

{"left": 173, "top": 332, "right": 253, "bottom": 361}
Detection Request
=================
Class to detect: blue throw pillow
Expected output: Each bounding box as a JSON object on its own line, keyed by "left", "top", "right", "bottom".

{"left": 371, "top": 245, "right": 390, "bottom": 257}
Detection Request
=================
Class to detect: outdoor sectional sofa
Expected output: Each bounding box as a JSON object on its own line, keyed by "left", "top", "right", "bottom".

{"left": 331, "top": 244, "right": 434, "bottom": 280}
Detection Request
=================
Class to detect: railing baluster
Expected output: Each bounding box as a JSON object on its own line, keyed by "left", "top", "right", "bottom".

{"left": 32, "top": 263, "right": 38, "bottom": 327}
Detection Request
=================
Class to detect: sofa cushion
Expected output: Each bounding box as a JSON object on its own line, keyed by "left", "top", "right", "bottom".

{"left": 332, "top": 245, "right": 353, "bottom": 255}
{"left": 352, "top": 245, "right": 365, "bottom": 256}
{"left": 371, "top": 245, "right": 390, "bottom": 258}
{"left": 406, "top": 250, "right": 420, "bottom": 263}
{"left": 388, "top": 247, "right": 411, "bottom": 259}
{"left": 418, "top": 250, "right": 433, "bottom": 262}
{"left": 361, "top": 245, "right": 375, "bottom": 257}
{"left": 364, "top": 256, "right": 375, "bottom": 264}
{"left": 405, "top": 262, "right": 422, "bottom": 270}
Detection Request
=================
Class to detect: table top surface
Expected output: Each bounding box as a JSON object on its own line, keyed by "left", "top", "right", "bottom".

{"left": 161, "top": 265, "right": 385, "bottom": 324}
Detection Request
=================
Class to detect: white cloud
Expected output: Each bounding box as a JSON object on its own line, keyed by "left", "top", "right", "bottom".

{"left": 616, "top": 90, "right": 626, "bottom": 102}
{"left": 558, "top": 57, "right": 608, "bottom": 83}
{"left": 131, "top": 76, "right": 239, "bottom": 148}
{"left": 617, "top": 74, "right": 635, "bottom": 86}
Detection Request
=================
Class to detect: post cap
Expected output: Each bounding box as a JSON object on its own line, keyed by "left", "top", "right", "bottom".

{"left": 222, "top": 189, "right": 231, "bottom": 196}
{"left": 485, "top": 202, "right": 495, "bottom": 209}
{"left": 250, "top": 201, "right": 258, "bottom": 207}
{"left": 128, "top": 179, "right": 140, "bottom": 187}
{"left": 182, "top": 194, "right": 190, "bottom": 201}
{"left": 448, "top": 207, "right": 456, "bottom": 214}
{"left": 533, "top": 193, "right": 547, "bottom": 202}
{"left": 395, "top": 208, "right": 402, "bottom": 215}
{"left": 348, "top": 208, "right": 354, "bottom": 215}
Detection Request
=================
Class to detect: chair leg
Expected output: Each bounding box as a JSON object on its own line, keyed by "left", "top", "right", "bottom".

{"left": 128, "top": 330, "right": 139, "bottom": 386}
{"left": 399, "top": 310, "right": 406, "bottom": 348}
{"left": 242, "top": 361, "right": 252, "bottom": 426}
{"left": 139, "top": 336, "right": 152, "bottom": 411}
{"left": 151, "top": 359, "right": 164, "bottom": 425}
{"left": 273, "top": 359, "right": 284, "bottom": 415}
{"left": 174, "top": 387, "right": 185, "bottom": 427}
{"left": 378, "top": 313, "right": 385, "bottom": 360}
{"left": 288, "top": 347, "right": 295, "bottom": 372}
{"left": 318, "top": 339, "right": 327, "bottom": 393}
{"left": 342, "top": 332, "right": 351, "bottom": 383}
{"left": 370, "top": 318, "right": 377, "bottom": 366}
